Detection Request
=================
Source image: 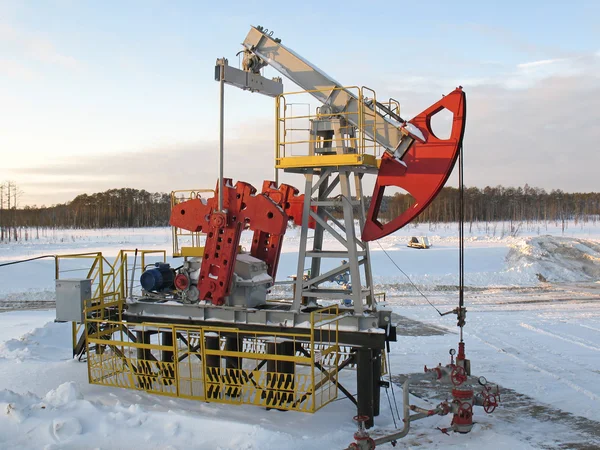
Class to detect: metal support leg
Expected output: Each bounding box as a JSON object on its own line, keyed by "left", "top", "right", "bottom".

{"left": 280, "top": 341, "right": 295, "bottom": 404}
{"left": 372, "top": 349, "right": 381, "bottom": 417}
{"left": 225, "top": 335, "right": 242, "bottom": 397}
{"left": 340, "top": 171, "right": 363, "bottom": 314}
{"left": 161, "top": 331, "right": 175, "bottom": 382}
{"left": 293, "top": 171, "right": 314, "bottom": 310}
{"left": 266, "top": 340, "right": 295, "bottom": 408}
{"left": 161, "top": 331, "right": 174, "bottom": 362}
{"left": 205, "top": 333, "right": 220, "bottom": 399}
{"left": 310, "top": 174, "right": 329, "bottom": 279}
{"left": 357, "top": 347, "right": 375, "bottom": 428}
{"left": 355, "top": 172, "right": 375, "bottom": 309}
{"left": 135, "top": 330, "right": 153, "bottom": 389}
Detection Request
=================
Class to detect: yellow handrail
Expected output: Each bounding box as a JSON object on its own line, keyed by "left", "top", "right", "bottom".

{"left": 275, "top": 85, "right": 385, "bottom": 167}
{"left": 170, "top": 189, "right": 214, "bottom": 257}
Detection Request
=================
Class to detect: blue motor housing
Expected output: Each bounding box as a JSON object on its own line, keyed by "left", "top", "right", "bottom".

{"left": 140, "top": 262, "right": 175, "bottom": 292}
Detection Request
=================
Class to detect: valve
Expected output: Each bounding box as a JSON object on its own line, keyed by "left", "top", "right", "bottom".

{"left": 456, "top": 306, "right": 466, "bottom": 328}
{"left": 450, "top": 365, "right": 467, "bottom": 386}
{"left": 424, "top": 364, "right": 443, "bottom": 380}
{"left": 451, "top": 388, "right": 474, "bottom": 433}
{"left": 478, "top": 378, "right": 500, "bottom": 414}
{"left": 458, "top": 401, "right": 473, "bottom": 417}
{"left": 482, "top": 393, "right": 499, "bottom": 413}
{"left": 348, "top": 415, "right": 376, "bottom": 450}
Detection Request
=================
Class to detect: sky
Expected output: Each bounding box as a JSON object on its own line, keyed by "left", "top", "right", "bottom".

{"left": 0, "top": 0, "right": 598, "bottom": 206}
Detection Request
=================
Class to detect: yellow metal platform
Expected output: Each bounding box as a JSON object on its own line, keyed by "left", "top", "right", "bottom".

{"left": 276, "top": 154, "right": 379, "bottom": 170}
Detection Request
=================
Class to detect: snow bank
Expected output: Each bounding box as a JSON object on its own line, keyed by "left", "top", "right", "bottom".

{"left": 506, "top": 235, "right": 600, "bottom": 283}
{"left": 0, "top": 318, "right": 70, "bottom": 362}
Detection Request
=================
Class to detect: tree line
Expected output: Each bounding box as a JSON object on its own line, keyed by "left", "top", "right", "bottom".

{"left": 2, "top": 183, "right": 600, "bottom": 241}
{"left": 384, "top": 184, "right": 600, "bottom": 226}
{"left": 0, "top": 186, "right": 171, "bottom": 241}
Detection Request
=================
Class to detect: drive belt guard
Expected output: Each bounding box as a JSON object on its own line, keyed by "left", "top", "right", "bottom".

{"left": 362, "top": 88, "right": 466, "bottom": 242}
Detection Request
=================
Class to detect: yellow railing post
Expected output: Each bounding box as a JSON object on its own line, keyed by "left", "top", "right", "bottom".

{"left": 100, "top": 255, "right": 105, "bottom": 319}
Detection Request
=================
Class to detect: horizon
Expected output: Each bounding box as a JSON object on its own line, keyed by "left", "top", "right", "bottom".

{"left": 1, "top": 1, "right": 598, "bottom": 206}
{"left": 5, "top": 182, "right": 598, "bottom": 209}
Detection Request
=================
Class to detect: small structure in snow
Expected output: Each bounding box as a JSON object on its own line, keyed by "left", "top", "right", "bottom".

{"left": 408, "top": 236, "right": 431, "bottom": 249}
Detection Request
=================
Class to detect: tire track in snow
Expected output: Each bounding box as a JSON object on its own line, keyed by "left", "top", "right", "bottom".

{"left": 580, "top": 324, "right": 600, "bottom": 333}
{"left": 520, "top": 323, "right": 600, "bottom": 352}
{"left": 464, "top": 331, "right": 600, "bottom": 402}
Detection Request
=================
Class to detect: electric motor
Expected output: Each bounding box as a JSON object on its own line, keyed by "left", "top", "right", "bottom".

{"left": 140, "top": 262, "right": 175, "bottom": 292}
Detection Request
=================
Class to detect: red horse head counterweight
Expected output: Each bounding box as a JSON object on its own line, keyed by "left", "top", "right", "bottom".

{"left": 362, "top": 88, "right": 467, "bottom": 242}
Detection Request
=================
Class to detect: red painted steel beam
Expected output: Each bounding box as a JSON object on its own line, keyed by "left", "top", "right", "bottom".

{"left": 251, "top": 181, "right": 300, "bottom": 279}
{"left": 170, "top": 179, "right": 288, "bottom": 305}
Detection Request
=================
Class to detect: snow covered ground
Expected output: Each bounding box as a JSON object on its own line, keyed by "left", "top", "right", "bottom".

{"left": 1, "top": 221, "right": 600, "bottom": 448}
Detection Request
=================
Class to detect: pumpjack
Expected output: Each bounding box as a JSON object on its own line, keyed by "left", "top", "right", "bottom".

{"left": 61, "top": 25, "right": 499, "bottom": 447}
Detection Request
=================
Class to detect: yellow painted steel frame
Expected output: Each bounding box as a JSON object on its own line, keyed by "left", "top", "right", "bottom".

{"left": 275, "top": 86, "right": 384, "bottom": 169}
{"left": 55, "top": 250, "right": 166, "bottom": 354}
{"left": 85, "top": 306, "right": 341, "bottom": 413}
{"left": 170, "top": 189, "right": 214, "bottom": 257}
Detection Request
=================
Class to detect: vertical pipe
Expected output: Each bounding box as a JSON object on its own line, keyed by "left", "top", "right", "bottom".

{"left": 275, "top": 96, "right": 279, "bottom": 186}
{"left": 459, "top": 145, "right": 464, "bottom": 343}
{"left": 218, "top": 62, "right": 225, "bottom": 212}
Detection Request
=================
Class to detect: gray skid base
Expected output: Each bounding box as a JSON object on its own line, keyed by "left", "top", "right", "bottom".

{"left": 124, "top": 299, "right": 395, "bottom": 348}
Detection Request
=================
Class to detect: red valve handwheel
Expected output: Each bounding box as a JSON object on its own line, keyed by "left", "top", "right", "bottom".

{"left": 459, "top": 401, "right": 473, "bottom": 417}
{"left": 483, "top": 393, "right": 498, "bottom": 413}
{"left": 451, "top": 366, "right": 467, "bottom": 386}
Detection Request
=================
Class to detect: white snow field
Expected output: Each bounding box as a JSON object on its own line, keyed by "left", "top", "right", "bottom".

{"left": 1, "top": 221, "right": 600, "bottom": 449}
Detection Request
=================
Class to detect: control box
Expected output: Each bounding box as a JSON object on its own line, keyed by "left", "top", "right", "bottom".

{"left": 56, "top": 279, "right": 92, "bottom": 322}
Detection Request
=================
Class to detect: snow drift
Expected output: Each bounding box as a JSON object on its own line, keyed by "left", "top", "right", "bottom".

{"left": 507, "top": 235, "right": 600, "bottom": 283}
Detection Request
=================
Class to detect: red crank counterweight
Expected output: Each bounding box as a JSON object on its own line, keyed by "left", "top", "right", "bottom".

{"left": 251, "top": 181, "right": 313, "bottom": 278}
{"left": 170, "top": 179, "right": 288, "bottom": 305}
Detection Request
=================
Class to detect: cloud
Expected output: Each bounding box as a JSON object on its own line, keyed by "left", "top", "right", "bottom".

{"left": 459, "top": 75, "right": 600, "bottom": 191}
{"left": 0, "top": 22, "right": 80, "bottom": 72}
{"left": 13, "top": 130, "right": 290, "bottom": 206}
{"left": 378, "top": 51, "right": 600, "bottom": 192}
{"left": 386, "top": 53, "right": 599, "bottom": 97}
{"left": 0, "top": 59, "right": 38, "bottom": 80}
{"left": 459, "top": 23, "right": 573, "bottom": 59}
